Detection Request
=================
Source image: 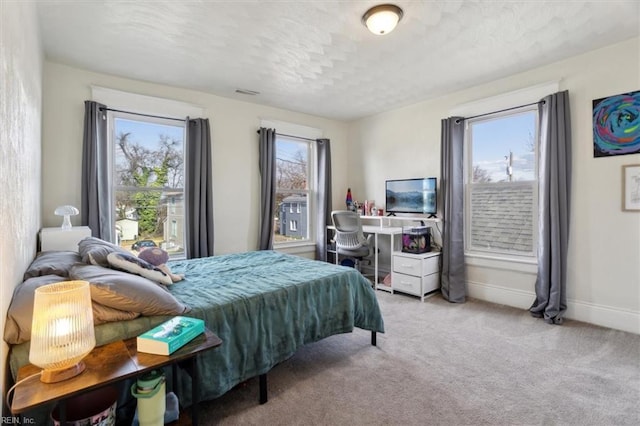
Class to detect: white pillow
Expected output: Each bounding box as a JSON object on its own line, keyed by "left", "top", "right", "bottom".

{"left": 106, "top": 252, "right": 173, "bottom": 285}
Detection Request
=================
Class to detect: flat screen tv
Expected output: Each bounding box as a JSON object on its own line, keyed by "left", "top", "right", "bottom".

{"left": 385, "top": 177, "right": 437, "bottom": 217}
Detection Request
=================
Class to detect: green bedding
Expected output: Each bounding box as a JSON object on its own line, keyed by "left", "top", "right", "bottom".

{"left": 9, "top": 250, "right": 384, "bottom": 404}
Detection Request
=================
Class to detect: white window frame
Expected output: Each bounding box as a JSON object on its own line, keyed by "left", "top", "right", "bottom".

{"left": 107, "top": 111, "right": 187, "bottom": 254}
{"left": 463, "top": 106, "right": 539, "bottom": 260}
{"left": 274, "top": 134, "right": 314, "bottom": 246}
{"left": 451, "top": 82, "right": 559, "bottom": 269}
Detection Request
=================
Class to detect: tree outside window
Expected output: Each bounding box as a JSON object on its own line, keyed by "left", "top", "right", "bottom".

{"left": 111, "top": 115, "right": 186, "bottom": 257}
{"left": 274, "top": 137, "right": 313, "bottom": 245}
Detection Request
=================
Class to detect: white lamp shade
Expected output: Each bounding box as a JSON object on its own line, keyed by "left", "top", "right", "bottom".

{"left": 54, "top": 205, "right": 79, "bottom": 230}
{"left": 29, "top": 281, "right": 95, "bottom": 381}
{"left": 363, "top": 4, "right": 403, "bottom": 35}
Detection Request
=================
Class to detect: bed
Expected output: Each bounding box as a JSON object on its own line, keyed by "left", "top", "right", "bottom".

{"left": 5, "top": 243, "right": 385, "bottom": 409}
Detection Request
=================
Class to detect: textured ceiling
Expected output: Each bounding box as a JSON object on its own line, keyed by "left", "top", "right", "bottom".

{"left": 36, "top": 0, "right": 639, "bottom": 121}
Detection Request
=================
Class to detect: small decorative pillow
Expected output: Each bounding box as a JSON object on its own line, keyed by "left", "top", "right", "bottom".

{"left": 138, "top": 247, "right": 170, "bottom": 266}
{"left": 106, "top": 252, "right": 173, "bottom": 286}
{"left": 23, "top": 251, "right": 82, "bottom": 280}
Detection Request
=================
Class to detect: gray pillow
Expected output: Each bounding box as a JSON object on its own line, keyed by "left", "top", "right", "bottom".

{"left": 3, "top": 275, "right": 66, "bottom": 345}
{"left": 92, "top": 302, "right": 140, "bottom": 325}
{"left": 3, "top": 274, "right": 141, "bottom": 344}
{"left": 69, "top": 264, "right": 189, "bottom": 316}
{"left": 78, "top": 236, "right": 130, "bottom": 267}
{"left": 23, "top": 251, "right": 82, "bottom": 280}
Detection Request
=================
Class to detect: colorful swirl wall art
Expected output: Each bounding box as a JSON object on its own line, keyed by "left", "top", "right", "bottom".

{"left": 593, "top": 91, "right": 640, "bottom": 157}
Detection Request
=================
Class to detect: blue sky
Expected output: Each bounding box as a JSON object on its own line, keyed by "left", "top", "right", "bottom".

{"left": 276, "top": 138, "right": 307, "bottom": 164}
{"left": 471, "top": 111, "right": 536, "bottom": 182}
{"left": 115, "top": 118, "right": 184, "bottom": 150}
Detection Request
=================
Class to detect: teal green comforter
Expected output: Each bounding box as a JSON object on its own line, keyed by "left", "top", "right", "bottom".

{"left": 168, "top": 250, "right": 384, "bottom": 403}
{"left": 9, "top": 251, "right": 384, "bottom": 405}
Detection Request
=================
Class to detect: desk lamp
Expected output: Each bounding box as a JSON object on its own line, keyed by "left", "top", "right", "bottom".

{"left": 29, "top": 281, "right": 96, "bottom": 383}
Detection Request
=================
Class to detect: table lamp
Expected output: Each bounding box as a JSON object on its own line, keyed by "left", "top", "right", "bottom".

{"left": 54, "top": 205, "right": 79, "bottom": 230}
{"left": 29, "top": 281, "right": 96, "bottom": 383}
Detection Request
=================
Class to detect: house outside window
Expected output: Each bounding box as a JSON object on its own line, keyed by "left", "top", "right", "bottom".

{"left": 274, "top": 136, "right": 314, "bottom": 245}
{"left": 464, "top": 106, "right": 538, "bottom": 258}
{"left": 109, "top": 113, "right": 186, "bottom": 257}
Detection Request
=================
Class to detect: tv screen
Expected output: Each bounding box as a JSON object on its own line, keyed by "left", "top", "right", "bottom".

{"left": 385, "top": 177, "right": 437, "bottom": 217}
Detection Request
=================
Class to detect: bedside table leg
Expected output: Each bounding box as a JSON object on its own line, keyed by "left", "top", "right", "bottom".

{"left": 259, "top": 374, "right": 268, "bottom": 404}
{"left": 192, "top": 357, "right": 199, "bottom": 426}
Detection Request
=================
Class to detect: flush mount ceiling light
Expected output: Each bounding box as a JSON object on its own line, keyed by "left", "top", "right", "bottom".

{"left": 362, "top": 4, "right": 404, "bottom": 35}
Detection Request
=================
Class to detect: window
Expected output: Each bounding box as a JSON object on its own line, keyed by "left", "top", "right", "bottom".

{"left": 274, "top": 136, "right": 314, "bottom": 245}
{"left": 109, "top": 113, "right": 186, "bottom": 257}
{"left": 464, "top": 106, "right": 538, "bottom": 258}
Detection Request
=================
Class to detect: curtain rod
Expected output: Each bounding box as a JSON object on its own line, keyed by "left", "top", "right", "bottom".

{"left": 256, "top": 129, "right": 317, "bottom": 142}
{"left": 455, "top": 100, "right": 545, "bottom": 124}
{"left": 99, "top": 107, "right": 185, "bottom": 122}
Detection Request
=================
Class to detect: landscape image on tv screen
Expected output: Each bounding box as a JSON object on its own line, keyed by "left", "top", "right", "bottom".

{"left": 386, "top": 178, "right": 436, "bottom": 214}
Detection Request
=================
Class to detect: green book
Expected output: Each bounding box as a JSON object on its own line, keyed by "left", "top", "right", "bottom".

{"left": 137, "top": 316, "right": 205, "bottom": 355}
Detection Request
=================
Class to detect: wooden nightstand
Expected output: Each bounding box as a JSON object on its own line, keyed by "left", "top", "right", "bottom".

{"left": 10, "top": 328, "right": 222, "bottom": 425}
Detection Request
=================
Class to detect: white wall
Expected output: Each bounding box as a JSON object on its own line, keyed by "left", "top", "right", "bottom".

{"left": 41, "top": 62, "right": 350, "bottom": 256}
{"left": 349, "top": 37, "right": 640, "bottom": 334}
{"left": 0, "top": 1, "right": 43, "bottom": 414}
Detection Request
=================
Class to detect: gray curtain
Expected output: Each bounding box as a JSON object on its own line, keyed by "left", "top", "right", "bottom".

{"left": 185, "top": 118, "right": 214, "bottom": 259}
{"left": 81, "top": 101, "right": 112, "bottom": 240}
{"left": 440, "top": 117, "right": 466, "bottom": 303}
{"left": 530, "top": 91, "right": 572, "bottom": 324}
{"left": 259, "top": 127, "right": 276, "bottom": 250}
{"left": 315, "top": 138, "right": 332, "bottom": 261}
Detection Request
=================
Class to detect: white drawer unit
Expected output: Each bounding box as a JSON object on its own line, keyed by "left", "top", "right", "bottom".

{"left": 40, "top": 226, "right": 92, "bottom": 252}
{"left": 392, "top": 251, "right": 441, "bottom": 301}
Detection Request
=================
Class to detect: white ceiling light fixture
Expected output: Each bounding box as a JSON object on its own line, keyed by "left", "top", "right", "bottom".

{"left": 362, "top": 4, "right": 404, "bottom": 35}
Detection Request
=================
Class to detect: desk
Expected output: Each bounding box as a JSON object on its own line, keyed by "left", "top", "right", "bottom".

{"left": 327, "top": 224, "right": 402, "bottom": 288}
{"left": 11, "top": 329, "right": 222, "bottom": 426}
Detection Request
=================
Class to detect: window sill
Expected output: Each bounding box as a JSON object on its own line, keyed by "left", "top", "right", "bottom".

{"left": 465, "top": 252, "right": 537, "bottom": 274}
{"left": 275, "top": 242, "right": 317, "bottom": 255}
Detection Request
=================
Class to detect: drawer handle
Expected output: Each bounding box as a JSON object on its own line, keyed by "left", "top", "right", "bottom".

{"left": 400, "top": 280, "right": 413, "bottom": 285}
{"left": 400, "top": 264, "right": 414, "bottom": 268}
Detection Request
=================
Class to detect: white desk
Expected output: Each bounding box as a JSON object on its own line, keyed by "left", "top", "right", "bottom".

{"left": 327, "top": 224, "right": 402, "bottom": 288}
{"left": 360, "top": 215, "right": 441, "bottom": 227}
{"left": 364, "top": 225, "right": 402, "bottom": 289}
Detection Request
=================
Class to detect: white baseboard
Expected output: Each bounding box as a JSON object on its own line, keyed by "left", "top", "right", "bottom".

{"left": 467, "top": 280, "right": 640, "bottom": 335}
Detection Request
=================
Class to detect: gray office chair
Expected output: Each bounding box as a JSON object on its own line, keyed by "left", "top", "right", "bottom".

{"left": 331, "top": 210, "right": 374, "bottom": 275}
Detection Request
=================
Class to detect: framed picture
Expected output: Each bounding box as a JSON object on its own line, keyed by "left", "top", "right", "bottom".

{"left": 593, "top": 90, "right": 640, "bottom": 157}
{"left": 622, "top": 164, "right": 640, "bottom": 211}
